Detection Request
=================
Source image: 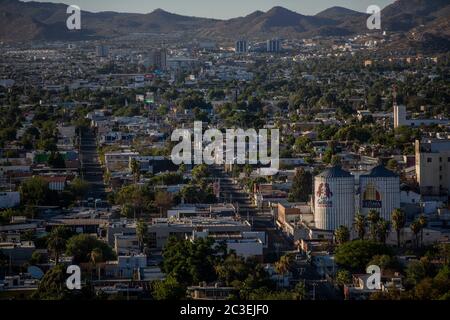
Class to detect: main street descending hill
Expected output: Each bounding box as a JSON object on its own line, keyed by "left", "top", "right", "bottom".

{"left": 79, "top": 128, "right": 106, "bottom": 200}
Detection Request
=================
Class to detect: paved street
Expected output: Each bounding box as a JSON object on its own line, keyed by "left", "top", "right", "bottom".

{"left": 79, "top": 128, "right": 107, "bottom": 200}
{"left": 213, "top": 167, "right": 294, "bottom": 260}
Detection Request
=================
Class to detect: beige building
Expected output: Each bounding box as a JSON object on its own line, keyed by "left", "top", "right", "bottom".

{"left": 415, "top": 139, "right": 450, "bottom": 196}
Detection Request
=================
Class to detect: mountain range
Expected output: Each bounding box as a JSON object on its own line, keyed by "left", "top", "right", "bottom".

{"left": 0, "top": 0, "right": 449, "bottom": 47}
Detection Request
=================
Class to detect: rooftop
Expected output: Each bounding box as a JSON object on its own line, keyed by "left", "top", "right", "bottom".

{"left": 316, "top": 166, "right": 353, "bottom": 178}
{"left": 362, "top": 165, "right": 398, "bottom": 178}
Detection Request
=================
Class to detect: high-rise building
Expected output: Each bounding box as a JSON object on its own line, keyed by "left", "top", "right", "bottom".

{"left": 96, "top": 45, "right": 109, "bottom": 57}
{"left": 235, "top": 40, "right": 248, "bottom": 54}
{"left": 267, "top": 39, "right": 281, "bottom": 53}
{"left": 359, "top": 165, "right": 400, "bottom": 221}
{"left": 150, "top": 49, "right": 167, "bottom": 70}
{"left": 314, "top": 166, "right": 355, "bottom": 231}
{"left": 415, "top": 138, "right": 450, "bottom": 196}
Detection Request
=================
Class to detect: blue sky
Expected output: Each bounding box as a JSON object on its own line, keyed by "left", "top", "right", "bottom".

{"left": 25, "top": 0, "right": 396, "bottom": 19}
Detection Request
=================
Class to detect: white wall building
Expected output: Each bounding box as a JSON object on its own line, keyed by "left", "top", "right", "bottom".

{"left": 0, "top": 192, "right": 20, "bottom": 208}
{"left": 191, "top": 230, "right": 264, "bottom": 259}
{"left": 394, "top": 104, "right": 448, "bottom": 128}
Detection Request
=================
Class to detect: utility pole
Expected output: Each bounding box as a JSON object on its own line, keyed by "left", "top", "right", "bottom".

{"left": 312, "top": 282, "right": 317, "bottom": 301}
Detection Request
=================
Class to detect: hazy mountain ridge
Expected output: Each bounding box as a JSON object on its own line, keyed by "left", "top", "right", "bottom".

{"left": 0, "top": 0, "right": 449, "bottom": 43}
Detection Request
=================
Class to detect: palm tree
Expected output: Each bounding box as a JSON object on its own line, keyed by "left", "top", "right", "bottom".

{"left": 391, "top": 209, "right": 406, "bottom": 248}
{"left": 0, "top": 251, "right": 8, "bottom": 268}
{"left": 130, "top": 158, "right": 140, "bottom": 183}
{"left": 376, "top": 219, "right": 390, "bottom": 244}
{"left": 47, "top": 227, "right": 68, "bottom": 264}
{"left": 89, "top": 248, "right": 103, "bottom": 280}
{"left": 136, "top": 220, "right": 148, "bottom": 253}
{"left": 103, "top": 171, "right": 112, "bottom": 185}
{"left": 367, "top": 210, "right": 381, "bottom": 241}
{"left": 418, "top": 215, "right": 428, "bottom": 247}
{"left": 335, "top": 225, "right": 350, "bottom": 245}
{"left": 353, "top": 213, "right": 367, "bottom": 240}
{"left": 154, "top": 191, "right": 173, "bottom": 218}
{"left": 275, "top": 254, "right": 292, "bottom": 276}
{"left": 410, "top": 220, "right": 422, "bottom": 249}
{"left": 293, "top": 282, "right": 307, "bottom": 300}
{"left": 178, "top": 163, "right": 186, "bottom": 174}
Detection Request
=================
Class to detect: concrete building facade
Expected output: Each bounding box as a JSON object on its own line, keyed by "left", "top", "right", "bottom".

{"left": 415, "top": 139, "right": 450, "bottom": 196}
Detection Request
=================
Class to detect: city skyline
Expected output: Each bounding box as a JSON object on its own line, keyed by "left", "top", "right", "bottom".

{"left": 23, "top": 0, "right": 396, "bottom": 19}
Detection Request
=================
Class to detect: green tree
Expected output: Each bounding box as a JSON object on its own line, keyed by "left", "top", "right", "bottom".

{"left": 31, "top": 265, "right": 71, "bottom": 300}
{"left": 438, "top": 243, "right": 450, "bottom": 265}
{"left": 322, "top": 148, "right": 334, "bottom": 164}
{"left": 368, "top": 255, "right": 400, "bottom": 271}
{"left": 48, "top": 152, "right": 66, "bottom": 168}
{"left": 69, "top": 178, "right": 89, "bottom": 200}
{"left": 387, "top": 159, "right": 398, "bottom": 172}
{"left": 418, "top": 215, "right": 428, "bottom": 247}
{"left": 336, "top": 270, "right": 352, "bottom": 287}
{"left": 215, "top": 253, "right": 251, "bottom": 285}
{"left": 410, "top": 220, "right": 422, "bottom": 249}
{"left": 30, "top": 251, "right": 46, "bottom": 265}
{"left": 66, "top": 234, "right": 115, "bottom": 264}
{"left": 392, "top": 209, "right": 406, "bottom": 248}
{"left": 178, "top": 163, "right": 186, "bottom": 174}
{"left": 353, "top": 213, "right": 367, "bottom": 240}
{"left": 115, "top": 185, "right": 150, "bottom": 218}
{"left": 294, "top": 136, "right": 312, "bottom": 153}
{"left": 406, "top": 260, "right": 427, "bottom": 286}
{"left": 367, "top": 210, "right": 381, "bottom": 241}
{"left": 161, "top": 237, "right": 219, "bottom": 285}
{"left": 293, "top": 282, "right": 307, "bottom": 300}
{"left": 335, "top": 240, "right": 391, "bottom": 271}
{"left": 243, "top": 164, "right": 253, "bottom": 178}
{"left": 288, "top": 168, "right": 312, "bottom": 202}
{"left": 376, "top": 219, "right": 390, "bottom": 244}
{"left": 331, "top": 155, "right": 341, "bottom": 166}
{"left": 89, "top": 247, "right": 104, "bottom": 280}
{"left": 153, "top": 275, "right": 186, "bottom": 300}
{"left": 335, "top": 225, "right": 350, "bottom": 245}
{"left": 191, "top": 164, "right": 210, "bottom": 182}
{"left": 154, "top": 191, "right": 173, "bottom": 217}
{"left": 0, "top": 251, "right": 8, "bottom": 268}
{"left": 32, "top": 265, "right": 95, "bottom": 300}
{"left": 130, "top": 158, "right": 141, "bottom": 183}
{"left": 136, "top": 220, "right": 149, "bottom": 253}
{"left": 47, "top": 226, "right": 71, "bottom": 264}
{"left": 274, "top": 254, "right": 293, "bottom": 275}
{"left": 20, "top": 176, "right": 52, "bottom": 207}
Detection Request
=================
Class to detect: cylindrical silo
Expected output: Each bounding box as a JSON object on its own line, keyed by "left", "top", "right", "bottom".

{"left": 360, "top": 165, "right": 400, "bottom": 222}
{"left": 314, "top": 166, "right": 355, "bottom": 231}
